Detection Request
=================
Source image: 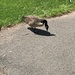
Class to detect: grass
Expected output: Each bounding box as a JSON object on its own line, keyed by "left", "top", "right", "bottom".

{"left": 0, "top": 0, "right": 75, "bottom": 27}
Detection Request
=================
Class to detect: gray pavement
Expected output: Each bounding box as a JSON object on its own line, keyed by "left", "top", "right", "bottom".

{"left": 0, "top": 12, "right": 75, "bottom": 75}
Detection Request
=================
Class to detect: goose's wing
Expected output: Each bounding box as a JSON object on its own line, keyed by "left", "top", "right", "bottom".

{"left": 29, "top": 22, "right": 43, "bottom": 27}
{"left": 28, "top": 18, "right": 43, "bottom": 27}
{"left": 35, "top": 22, "right": 43, "bottom": 26}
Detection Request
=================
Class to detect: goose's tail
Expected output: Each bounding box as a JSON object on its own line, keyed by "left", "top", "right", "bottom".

{"left": 22, "top": 16, "right": 30, "bottom": 24}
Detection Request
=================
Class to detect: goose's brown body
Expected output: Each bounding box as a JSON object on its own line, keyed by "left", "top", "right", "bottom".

{"left": 23, "top": 16, "right": 44, "bottom": 28}
{"left": 22, "top": 15, "right": 49, "bottom": 31}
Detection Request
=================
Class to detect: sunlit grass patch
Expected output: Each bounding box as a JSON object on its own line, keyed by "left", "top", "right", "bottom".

{"left": 0, "top": 0, "right": 75, "bottom": 27}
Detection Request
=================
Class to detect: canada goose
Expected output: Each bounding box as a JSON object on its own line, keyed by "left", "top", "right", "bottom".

{"left": 22, "top": 16, "right": 49, "bottom": 31}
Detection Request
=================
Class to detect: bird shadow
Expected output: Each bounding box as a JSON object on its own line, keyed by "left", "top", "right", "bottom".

{"left": 27, "top": 27, "right": 55, "bottom": 36}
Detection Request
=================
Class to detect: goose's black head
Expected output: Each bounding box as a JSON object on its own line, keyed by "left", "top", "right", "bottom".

{"left": 41, "top": 20, "right": 49, "bottom": 31}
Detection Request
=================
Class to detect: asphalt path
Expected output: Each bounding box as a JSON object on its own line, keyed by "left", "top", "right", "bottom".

{"left": 0, "top": 12, "right": 75, "bottom": 75}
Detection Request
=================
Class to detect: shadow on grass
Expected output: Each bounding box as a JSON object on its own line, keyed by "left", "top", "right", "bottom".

{"left": 28, "top": 27, "right": 55, "bottom": 36}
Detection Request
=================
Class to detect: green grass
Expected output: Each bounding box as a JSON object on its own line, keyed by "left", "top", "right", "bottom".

{"left": 0, "top": 0, "right": 75, "bottom": 27}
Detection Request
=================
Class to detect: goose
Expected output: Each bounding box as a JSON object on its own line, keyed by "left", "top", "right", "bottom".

{"left": 22, "top": 16, "right": 49, "bottom": 31}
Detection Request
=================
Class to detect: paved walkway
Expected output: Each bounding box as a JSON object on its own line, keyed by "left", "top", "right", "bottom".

{"left": 0, "top": 12, "right": 75, "bottom": 75}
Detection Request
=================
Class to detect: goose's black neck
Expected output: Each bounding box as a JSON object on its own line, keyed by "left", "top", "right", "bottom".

{"left": 41, "top": 20, "right": 49, "bottom": 31}
{"left": 41, "top": 20, "right": 47, "bottom": 25}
